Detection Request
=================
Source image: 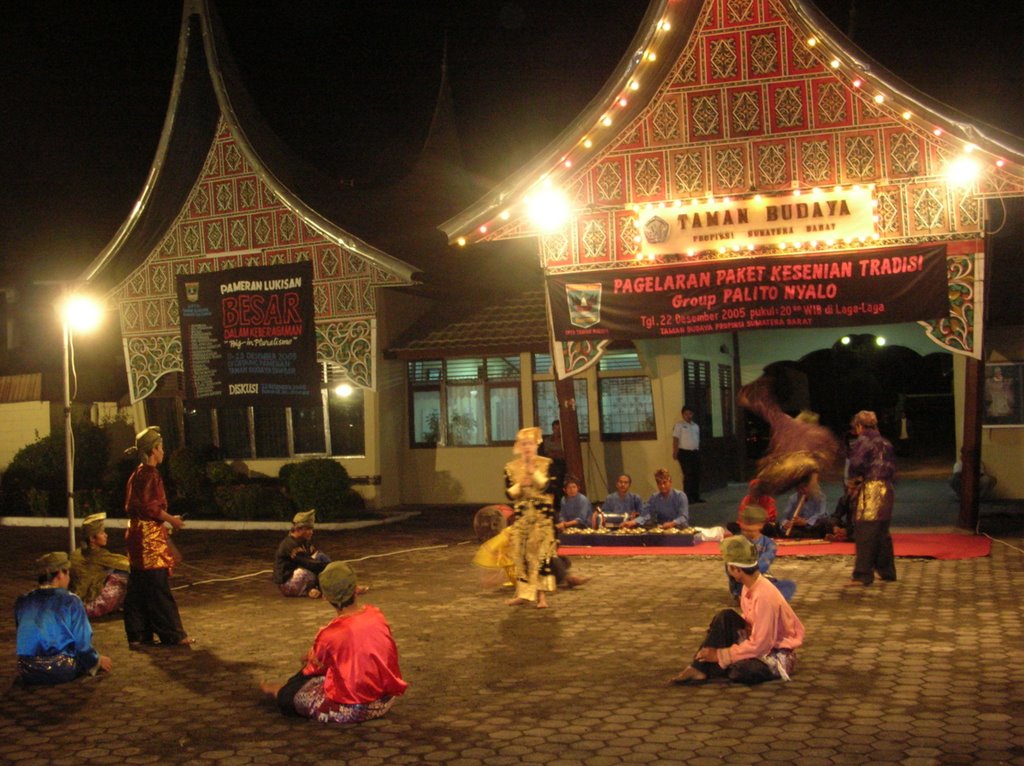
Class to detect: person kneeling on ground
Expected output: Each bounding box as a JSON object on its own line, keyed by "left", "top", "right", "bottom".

{"left": 670, "top": 536, "right": 804, "bottom": 685}
{"left": 726, "top": 505, "right": 795, "bottom": 603}
{"left": 780, "top": 473, "right": 829, "bottom": 539}
{"left": 261, "top": 562, "right": 408, "bottom": 724}
{"left": 70, "top": 513, "right": 130, "bottom": 618}
{"left": 15, "top": 552, "right": 113, "bottom": 685}
{"left": 274, "top": 510, "right": 333, "bottom": 598}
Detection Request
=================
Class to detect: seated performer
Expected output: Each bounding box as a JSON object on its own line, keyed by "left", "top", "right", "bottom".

{"left": 729, "top": 479, "right": 780, "bottom": 538}
{"left": 261, "top": 562, "right": 407, "bottom": 724}
{"left": 15, "top": 552, "right": 113, "bottom": 685}
{"left": 726, "top": 505, "right": 795, "bottom": 603}
{"left": 623, "top": 468, "right": 689, "bottom": 529}
{"left": 671, "top": 536, "right": 804, "bottom": 685}
{"left": 598, "top": 474, "right": 644, "bottom": 528}
{"left": 70, "top": 513, "right": 130, "bottom": 618}
{"left": 556, "top": 476, "right": 593, "bottom": 532}
{"left": 827, "top": 479, "right": 859, "bottom": 542}
{"left": 780, "top": 474, "right": 829, "bottom": 539}
{"left": 274, "top": 510, "right": 331, "bottom": 598}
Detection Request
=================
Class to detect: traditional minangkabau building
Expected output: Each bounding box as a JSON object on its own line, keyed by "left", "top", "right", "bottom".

{"left": 78, "top": 0, "right": 431, "bottom": 507}
{"left": 439, "top": 0, "right": 1024, "bottom": 511}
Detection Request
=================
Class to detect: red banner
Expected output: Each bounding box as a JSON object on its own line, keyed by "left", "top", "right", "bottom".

{"left": 547, "top": 245, "right": 949, "bottom": 341}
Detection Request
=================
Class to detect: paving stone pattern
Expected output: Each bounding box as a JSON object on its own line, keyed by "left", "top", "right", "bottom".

{"left": 1, "top": 509, "right": 1023, "bottom": 766}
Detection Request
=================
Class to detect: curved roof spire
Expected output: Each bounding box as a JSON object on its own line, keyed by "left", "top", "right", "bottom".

{"left": 81, "top": 0, "right": 417, "bottom": 290}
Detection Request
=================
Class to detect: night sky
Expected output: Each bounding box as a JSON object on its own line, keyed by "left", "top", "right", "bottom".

{"left": 2, "top": 0, "right": 1021, "bottom": 282}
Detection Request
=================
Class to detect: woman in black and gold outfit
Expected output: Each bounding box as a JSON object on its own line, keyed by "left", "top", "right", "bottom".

{"left": 504, "top": 427, "right": 557, "bottom": 609}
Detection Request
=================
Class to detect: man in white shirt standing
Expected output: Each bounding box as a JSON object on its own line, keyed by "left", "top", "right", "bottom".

{"left": 672, "top": 406, "right": 704, "bottom": 503}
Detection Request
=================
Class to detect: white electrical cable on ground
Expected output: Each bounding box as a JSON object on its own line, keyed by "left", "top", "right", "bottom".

{"left": 170, "top": 541, "right": 471, "bottom": 590}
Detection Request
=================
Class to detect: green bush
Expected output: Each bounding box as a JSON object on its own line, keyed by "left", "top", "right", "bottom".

{"left": 216, "top": 482, "right": 294, "bottom": 521}
{"left": 1, "top": 421, "right": 110, "bottom": 516}
{"left": 284, "top": 458, "right": 360, "bottom": 521}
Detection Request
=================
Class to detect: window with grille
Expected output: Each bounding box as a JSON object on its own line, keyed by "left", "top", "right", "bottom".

{"left": 532, "top": 353, "right": 589, "bottom": 439}
{"left": 596, "top": 349, "right": 655, "bottom": 440}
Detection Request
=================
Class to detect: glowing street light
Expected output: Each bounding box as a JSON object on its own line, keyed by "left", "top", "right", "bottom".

{"left": 525, "top": 185, "right": 571, "bottom": 233}
{"left": 57, "top": 289, "right": 103, "bottom": 552}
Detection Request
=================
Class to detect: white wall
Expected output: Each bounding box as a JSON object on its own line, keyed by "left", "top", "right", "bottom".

{"left": 0, "top": 401, "right": 51, "bottom": 471}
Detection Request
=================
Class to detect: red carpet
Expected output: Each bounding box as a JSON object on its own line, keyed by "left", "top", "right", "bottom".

{"left": 559, "top": 533, "right": 990, "bottom": 560}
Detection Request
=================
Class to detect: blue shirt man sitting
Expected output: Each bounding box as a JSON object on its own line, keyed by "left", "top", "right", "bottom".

{"left": 624, "top": 468, "right": 689, "bottom": 529}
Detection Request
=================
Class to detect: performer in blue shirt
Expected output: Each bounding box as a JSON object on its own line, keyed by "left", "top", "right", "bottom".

{"left": 780, "top": 473, "right": 829, "bottom": 538}
{"left": 625, "top": 468, "right": 689, "bottom": 529}
{"left": 15, "top": 552, "right": 112, "bottom": 685}
{"left": 599, "top": 474, "right": 644, "bottom": 528}
{"left": 556, "top": 476, "right": 593, "bottom": 531}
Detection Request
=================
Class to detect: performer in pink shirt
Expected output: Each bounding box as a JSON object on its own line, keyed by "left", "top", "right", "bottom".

{"left": 670, "top": 535, "right": 804, "bottom": 685}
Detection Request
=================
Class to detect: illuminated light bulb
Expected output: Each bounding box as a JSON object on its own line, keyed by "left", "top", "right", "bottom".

{"left": 811, "top": 187, "right": 821, "bottom": 195}
{"left": 843, "top": 236, "right": 852, "bottom": 244}
{"left": 723, "top": 197, "right": 731, "bottom": 204}
{"left": 660, "top": 20, "right": 671, "bottom": 31}
{"left": 871, "top": 199, "right": 878, "bottom": 208}
{"left": 602, "top": 116, "right": 613, "bottom": 127}
{"left": 830, "top": 58, "right": 841, "bottom": 68}
{"left": 852, "top": 78, "right": 862, "bottom": 88}
{"left": 63, "top": 295, "right": 102, "bottom": 333}
{"left": 964, "top": 143, "right": 976, "bottom": 154}
{"left": 852, "top": 184, "right": 861, "bottom": 192}
{"left": 834, "top": 185, "right": 842, "bottom": 193}
{"left": 996, "top": 159, "right": 1006, "bottom": 167}
{"left": 875, "top": 336, "right": 886, "bottom": 347}
{"left": 479, "top": 225, "right": 488, "bottom": 234}
{"left": 690, "top": 198, "right": 698, "bottom": 205}
{"left": 872, "top": 215, "right": 880, "bottom": 223}
{"left": 707, "top": 196, "right": 715, "bottom": 204}
{"left": 807, "top": 37, "right": 817, "bottom": 46}
{"left": 500, "top": 210, "right": 510, "bottom": 220}
{"left": 825, "top": 239, "right": 835, "bottom": 246}
{"left": 583, "top": 138, "right": 593, "bottom": 148}
{"left": 335, "top": 383, "right": 354, "bottom": 398}
{"left": 793, "top": 189, "right": 802, "bottom": 197}
{"left": 810, "top": 240, "right": 819, "bottom": 247}
{"left": 674, "top": 199, "right": 682, "bottom": 207}
{"left": 647, "top": 52, "right": 657, "bottom": 61}
{"left": 841, "top": 336, "right": 851, "bottom": 345}
{"left": 874, "top": 94, "right": 884, "bottom": 104}
{"left": 629, "top": 80, "right": 640, "bottom": 91}
{"left": 718, "top": 246, "right": 727, "bottom": 254}
{"left": 634, "top": 235, "right": 642, "bottom": 243}
{"left": 687, "top": 249, "right": 696, "bottom": 257}
{"left": 779, "top": 241, "right": 788, "bottom": 249}
{"left": 618, "top": 97, "right": 628, "bottom": 107}
{"left": 902, "top": 111, "right": 912, "bottom": 120}
{"left": 857, "top": 236, "right": 866, "bottom": 243}
{"left": 563, "top": 159, "right": 573, "bottom": 168}
{"left": 747, "top": 244, "right": 755, "bottom": 251}
{"left": 753, "top": 194, "right": 763, "bottom": 203}
{"left": 933, "top": 127, "right": 943, "bottom": 136}
{"left": 526, "top": 185, "right": 571, "bottom": 232}
{"left": 457, "top": 237, "right": 466, "bottom": 247}
{"left": 645, "top": 203, "right": 654, "bottom": 211}
{"left": 871, "top": 233, "right": 880, "bottom": 240}
{"left": 947, "top": 155, "right": 981, "bottom": 185}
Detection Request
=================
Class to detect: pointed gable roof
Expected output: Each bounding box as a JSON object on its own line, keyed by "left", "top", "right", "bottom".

{"left": 80, "top": 0, "right": 417, "bottom": 291}
{"left": 441, "top": 0, "right": 1024, "bottom": 246}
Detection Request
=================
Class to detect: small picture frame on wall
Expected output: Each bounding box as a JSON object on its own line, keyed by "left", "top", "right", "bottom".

{"left": 983, "top": 363, "right": 1023, "bottom": 427}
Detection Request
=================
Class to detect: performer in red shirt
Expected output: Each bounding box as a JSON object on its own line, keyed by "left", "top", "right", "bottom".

{"left": 262, "top": 562, "right": 407, "bottom": 723}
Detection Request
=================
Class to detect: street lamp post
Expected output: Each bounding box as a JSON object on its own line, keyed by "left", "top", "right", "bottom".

{"left": 58, "top": 290, "right": 102, "bottom": 553}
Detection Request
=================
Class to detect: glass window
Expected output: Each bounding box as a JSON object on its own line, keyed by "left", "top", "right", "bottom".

{"left": 598, "top": 376, "right": 656, "bottom": 439}
{"left": 218, "top": 407, "right": 252, "bottom": 458}
{"left": 599, "top": 349, "right": 644, "bottom": 372}
{"left": 293, "top": 398, "right": 328, "bottom": 455}
{"left": 534, "top": 379, "right": 589, "bottom": 438}
{"left": 488, "top": 385, "right": 521, "bottom": 443}
{"left": 328, "top": 387, "right": 365, "bottom": 456}
{"left": 447, "top": 383, "right": 486, "bottom": 446}
{"left": 411, "top": 388, "right": 441, "bottom": 446}
{"left": 183, "top": 406, "right": 214, "bottom": 451}
{"left": 407, "top": 357, "right": 522, "bottom": 447}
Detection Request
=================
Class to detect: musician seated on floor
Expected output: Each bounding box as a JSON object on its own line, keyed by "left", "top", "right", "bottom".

{"left": 555, "top": 476, "right": 593, "bottom": 532}
{"left": 780, "top": 473, "right": 829, "bottom": 539}
{"left": 597, "top": 474, "right": 644, "bottom": 529}
{"left": 622, "top": 468, "right": 689, "bottom": 530}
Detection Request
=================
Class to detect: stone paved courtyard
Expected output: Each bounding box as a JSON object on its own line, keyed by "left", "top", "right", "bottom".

{"left": 2, "top": 505, "right": 1023, "bottom": 766}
